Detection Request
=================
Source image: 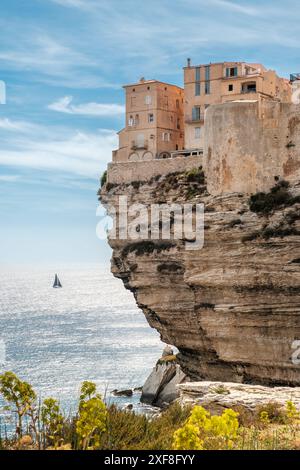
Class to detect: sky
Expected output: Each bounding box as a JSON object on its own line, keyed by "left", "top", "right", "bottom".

{"left": 1, "top": 0, "right": 300, "bottom": 264}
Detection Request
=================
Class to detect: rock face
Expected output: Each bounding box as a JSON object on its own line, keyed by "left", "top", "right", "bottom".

{"left": 178, "top": 381, "right": 300, "bottom": 412}
{"left": 141, "top": 360, "right": 186, "bottom": 408}
{"left": 100, "top": 169, "right": 300, "bottom": 386}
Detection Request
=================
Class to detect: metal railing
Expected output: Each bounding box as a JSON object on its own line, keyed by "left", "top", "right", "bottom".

{"left": 185, "top": 113, "right": 205, "bottom": 124}
{"left": 131, "top": 140, "right": 148, "bottom": 150}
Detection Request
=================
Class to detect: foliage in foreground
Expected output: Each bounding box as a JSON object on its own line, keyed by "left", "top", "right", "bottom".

{"left": 173, "top": 406, "right": 239, "bottom": 450}
{"left": 1, "top": 371, "right": 300, "bottom": 451}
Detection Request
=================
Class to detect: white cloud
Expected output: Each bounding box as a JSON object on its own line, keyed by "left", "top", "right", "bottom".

{"left": 48, "top": 96, "right": 125, "bottom": 116}
{"left": 210, "top": 0, "right": 259, "bottom": 16}
{"left": 49, "top": 0, "right": 95, "bottom": 10}
{"left": 0, "top": 119, "right": 117, "bottom": 179}
{"left": 0, "top": 174, "right": 20, "bottom": 182}
{"left": 0, "top": 118, "right": 40, "bottom": 133}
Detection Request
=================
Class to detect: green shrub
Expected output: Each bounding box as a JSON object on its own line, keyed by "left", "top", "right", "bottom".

{"left": 41, "top": 398, "right": 64, "bottom": 448}
{"left": 157, "top": 355, "right": 177, "bottom": 365}
{"left": 0, "top": 371, "right": 38, "bottom": 440}
{"left": 185, "top": 167, "right": 205, "bottom": 184}
{"left": 157, "top": 262, "right": 184, "bottom": 274}
{"left": 255, "top": 402, "right": 286, "bottom": 424}
{"left": 249, "top": 181, "right": 300, "bottom": 215}
{"left": 173, "top": 406, "right": 239, "bottom": 450}
{"left": 76, "top": 381, "right": 107, "bottom": 450}
{"left": 122, "top": 241, "right": 175, "bottom": 257}
{"left": 99, "top": 402, "right": 190, "bottom": 450}
{"left": 228, "top": 219, "right": 242, "bottom": 228}
{"left": 212, "top": 385, "right": 230, "bottom": 395}
{"left": 100, "top": 171, "right": 107, "bottom": 187}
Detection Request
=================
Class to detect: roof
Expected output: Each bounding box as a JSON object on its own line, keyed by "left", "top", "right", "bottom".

{"left": 123, "top": 79, "right": 183, "bottom": 90}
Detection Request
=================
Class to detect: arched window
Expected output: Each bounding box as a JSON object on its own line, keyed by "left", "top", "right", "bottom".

{"left": 128, "top": 115, "right": 134, "bottom": 126}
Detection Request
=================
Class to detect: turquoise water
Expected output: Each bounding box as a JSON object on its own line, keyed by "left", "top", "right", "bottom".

{"left": 0, "top": 263, "right": 163, "bottom": 417}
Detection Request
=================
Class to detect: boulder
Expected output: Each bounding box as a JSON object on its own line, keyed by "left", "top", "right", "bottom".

{"left": 162, "top": 345, "right": 174, "bottom": 357}
{"left": 141, "top": 361, "right": 186, "bottom": 407}
{"left": 112, "top": 389, "right": 133, "bottom": 397}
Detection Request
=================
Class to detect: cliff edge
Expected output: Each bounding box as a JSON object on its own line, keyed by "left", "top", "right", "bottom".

{"left": 100, "top": 164, "right": 300, "bottom": 387}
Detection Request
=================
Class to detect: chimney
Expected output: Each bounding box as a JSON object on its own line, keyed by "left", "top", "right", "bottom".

{"left": 187, "top": 58, "right": 191, "bottom": 68}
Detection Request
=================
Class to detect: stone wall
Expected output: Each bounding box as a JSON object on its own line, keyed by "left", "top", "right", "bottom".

{"left": 204, "top": 100, "right": 300, "bottom": 195}
{"left": 107, "top": 155, "right": 202, "bottom": 184}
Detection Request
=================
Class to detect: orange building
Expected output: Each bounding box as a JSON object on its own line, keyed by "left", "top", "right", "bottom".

{"left": 184, "top": 60, "right": 291, "bottom": 150}
{"left": 112, "top": 79, "right": 184, "bottom": 162}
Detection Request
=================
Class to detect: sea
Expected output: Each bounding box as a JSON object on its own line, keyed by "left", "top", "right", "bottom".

{"left": 0, "top": 263, "right": 164, "bottom": 422}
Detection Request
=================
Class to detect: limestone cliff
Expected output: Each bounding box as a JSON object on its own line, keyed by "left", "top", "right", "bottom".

{"left": 100, "top": 168, "right": 300, "bottom": 386}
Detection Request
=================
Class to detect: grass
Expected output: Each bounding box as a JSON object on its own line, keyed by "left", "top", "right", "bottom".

{"left": 2, "top": 373, "right": 300, "bottom": 451}
{"left": 157, "top": 355, "right": 177, "bottom": 366}
{"left": 243, "top": 206, "right": 300, "bottom": 242}
{"left": 151, "top": 166, "right": 206, "bottom": 201}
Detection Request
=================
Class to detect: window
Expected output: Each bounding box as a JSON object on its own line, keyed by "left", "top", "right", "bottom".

{"left": 131, "top": 96, "right": 136, "bottom": 107}
{"left": 176, "top": 99, "right": 180, "bottom": 109}
{"left": 145, "top": 95, "right": 152, "bottom": 105}
{"left": 135, "top": 114, "right": 139, "bottom": 125}
{"left": 128, "top": 116, "right": 134, "bottom": 126}
{"left": 195, "top": 67, "right": 201, "bottom": 81}
{"left": 136, "top": 134, "right": 145, "bottom": 148}
{"left": 195, "top": 127, "right": 201, "bottom": 139}
{"left": 177, "top": 118, "right": 180, "bottom": 130}
{"left": 195, "top": 82, "right": 201, "bottom": 96}
{"left": 162, "top": 132, "right": 170, "bottom": 142}
{"left": 147, "top": 86, "right": 150, "bottom": 90}
{"left": 205, "top": 66, "right": 210, "bottom": 81}
{"left": 228, "top": 84, "right": 233, "bottom": 92}
{"left": 205, "top": 81, "right": 210, "bottom": 94}
{"left": 164, "top": 96, "right": 168, "bottom": 107}
{"left": 148, "top": 113, "right": 154, "bottom": 123}
{"left": 242, "top": 82, "right": 257, "bottom": 93}
{"left": 226, "top": 67, "right": 238, "bottom": 78}
{"left": 192, "top": 106, "right": 201, "bottom": 121}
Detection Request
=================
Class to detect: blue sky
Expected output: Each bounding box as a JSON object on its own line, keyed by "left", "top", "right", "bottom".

{"left": 0, "top": 0, "right": 300, "bottom": 264}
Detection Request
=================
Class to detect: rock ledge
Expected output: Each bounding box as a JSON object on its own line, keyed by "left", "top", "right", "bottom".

{"left": 178, "top": 381, "right": 300, "bottom": 411}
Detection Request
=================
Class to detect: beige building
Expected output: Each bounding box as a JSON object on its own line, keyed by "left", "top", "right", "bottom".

{"left": 291, "top": 73, "right": 300, "bottom": 104}
{"left": 184, "top": 60, "right": 292, "bottom": 150}
{"left": 112, "top": 79, "right": 184, "bottom": 162}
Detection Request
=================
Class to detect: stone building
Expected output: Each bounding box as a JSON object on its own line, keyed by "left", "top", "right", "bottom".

{"left": 184, "top": 60, "right": 292, "bottom": 150}
{"left": 291, "top": 73, "right": 300, "bottom": 104}
{"left": 112, "top": 79, "right": 184, "bottom": 163}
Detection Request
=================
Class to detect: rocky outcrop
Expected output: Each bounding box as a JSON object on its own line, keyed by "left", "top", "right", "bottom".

{"left": 141, "top": 353, "right": 186, "bottom": 408}
{"left": 100, "top": 168, "right": 300, "bottom": 387}
{"left": 178, "top": 381, "right": 300, "bottom": 412}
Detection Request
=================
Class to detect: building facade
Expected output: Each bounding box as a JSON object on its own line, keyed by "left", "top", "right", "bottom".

{"left": 184, "top": 60, "right": 291, "bottom": 150}
{"left": 112, "top": 79, "right": 184, "bottom": 163}
{"left": 112, "top": 62, "right": 292, "bottom": 163}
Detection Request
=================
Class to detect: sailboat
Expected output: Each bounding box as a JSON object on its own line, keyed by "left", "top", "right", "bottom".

{"left": 53, "top": 274, "right": 62, "bottom": 288}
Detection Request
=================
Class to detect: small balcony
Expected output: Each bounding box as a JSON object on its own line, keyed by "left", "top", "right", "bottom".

{"left": 241, "top": 82, "right": 257, "bottom": 94}
{"left": 185, "top": 113, "right": 205, "bottom": 124}
{"left": 131, "top": 140, "right": 148, "bottom": 150}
